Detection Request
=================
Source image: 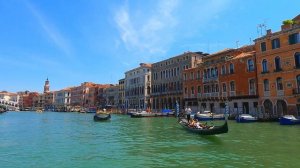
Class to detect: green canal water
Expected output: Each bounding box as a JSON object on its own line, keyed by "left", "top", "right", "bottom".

{"left": 0, "top": 112, "right": 299, "bottom": 168}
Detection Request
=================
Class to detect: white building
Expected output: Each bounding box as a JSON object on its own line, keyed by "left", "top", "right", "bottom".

{"left": 54, "top": 88, "right": 71, "bottom": 111}
{"left": 124, "top": 63, "right": 152, "bottom": 110}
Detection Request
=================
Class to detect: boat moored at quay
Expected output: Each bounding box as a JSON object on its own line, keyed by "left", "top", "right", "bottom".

{"left": 279, "top": 115, "right": 300, "bottom": 125}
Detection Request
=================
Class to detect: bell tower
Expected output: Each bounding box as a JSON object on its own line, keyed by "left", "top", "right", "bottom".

{"left": 44, "top": 77, "right": 50, "bottom": 93}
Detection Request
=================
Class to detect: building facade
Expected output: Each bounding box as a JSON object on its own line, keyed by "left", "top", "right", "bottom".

{"left": 183, "top": 46, "right": 258, "bottom": 116}
{"left": 151, "top": 52, "right": 207, "bottom": 112}
{"left": 104, "top": 84, "right": 119, "bottom": 108}
{"left": 124, "top": 63, "right": 152, "bottom": 110}
{"left": 118, "top": 78, "right": 125, "bottom": 111}
{"left": 18, "top": 91, "right": 39, "bottom": 111}
{"left": 254, "top": 14, "right": 300, "bottom": 118}
{"left": 54, "top": 88, "right": 71, "bottom": 111}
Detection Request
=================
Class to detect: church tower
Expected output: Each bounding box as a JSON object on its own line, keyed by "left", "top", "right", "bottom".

{"left": 44, "top": 77, "right": 50, "bottom": 93}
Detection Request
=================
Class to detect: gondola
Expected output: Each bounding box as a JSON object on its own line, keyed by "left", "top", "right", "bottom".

{"left": 178, "top": 118, "right": 228, "bottom": 135}
{"left": 93, "top": 113, "right": 111, "bottom": 121}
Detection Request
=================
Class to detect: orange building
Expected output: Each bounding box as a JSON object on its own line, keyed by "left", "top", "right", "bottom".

{"left": 254, "top": 14, "right": 300, "bottom": 118}
{"left": 183, "top": 45, "right": 258, "bottom": 116}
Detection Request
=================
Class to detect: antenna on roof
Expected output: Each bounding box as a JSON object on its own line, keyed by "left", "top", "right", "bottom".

{"left": 236, "top": 41, "right": 239, "bottom": 49}
{"left": 257, "top": 20, "right": 267, "bottom": 37}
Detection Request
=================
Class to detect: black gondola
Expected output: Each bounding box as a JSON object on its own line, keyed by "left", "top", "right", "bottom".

{"left": 93, "top": 113, "right": 111, "bottom": 121}
{"left": 178, "top": 118, "right": 228, "bottom": 135}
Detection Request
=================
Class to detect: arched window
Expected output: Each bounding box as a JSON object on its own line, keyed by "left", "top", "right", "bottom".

{"left": 296, "top": 75, "right": 300, "bottom": 91}
{"left": 247, "top": 59, "right": 254, "bottom": 71}
{"left": 263, "top": 79, "right": 269, "bottom": 91}
{"left": 276, "top": 77, "right": 283, "bottom": 90}
{"left": 204, "top": 70, "right": 207, "bottom": 79}
{"left": 275, "top": 56, "right": 281, "bottom": 71}
{"left": 230, "top": 81, "right": 235, "bottom": 91}
{"left": 221, "top": 65, "right": 226, "bottom": 75}
{"left": 262, "top": 59, "right": 268, "bottom": 73}
{"left": 295, "top": 52, "right": 300, "bottom": 68}
{"left": 229, "top": 63, "right": 234, "bottom": 74}
{"left": 222, "top": 83, "right": 227, "bottom": 92}
{"left": 249, "top": 79, "right": 256, "bottom": 94}
{"left": 215, "top": 67, "right": 218, "bottom": 77}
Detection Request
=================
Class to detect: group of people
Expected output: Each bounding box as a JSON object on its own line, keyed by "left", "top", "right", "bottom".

{"left": 188, "top": 119, "right": 211, "bottom": 129}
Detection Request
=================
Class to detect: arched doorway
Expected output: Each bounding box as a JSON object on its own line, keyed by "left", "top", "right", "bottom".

{"left": 276, "top": 100, "right": 287, "bottom": 116}
{"left": 263, "top": 99, "right": 273, "bottom": 118}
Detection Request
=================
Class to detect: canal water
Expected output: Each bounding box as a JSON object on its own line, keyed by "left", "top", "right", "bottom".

{"left": 0, "top": 112, "right": 299, "bottom": 168}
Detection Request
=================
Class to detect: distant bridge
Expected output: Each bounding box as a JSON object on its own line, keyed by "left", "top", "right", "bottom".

{"left": 0, "top": 98, "right": 19, "bottom": 111}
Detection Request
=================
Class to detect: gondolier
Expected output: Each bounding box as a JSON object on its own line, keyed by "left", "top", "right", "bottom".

{"left": 185, "top": 107, "right": 192, "bottom": 122}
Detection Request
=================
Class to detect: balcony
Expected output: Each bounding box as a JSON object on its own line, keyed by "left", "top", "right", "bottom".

{"left": 222, "top": 92, "right": 227, "bottom": 97}
{"left": 229, "top": 91, "right": 236, "bottom": 96}
{"left": 261, "top": 71, "right": 269, "bottom": 74}
{"left": 197, "top": 93, "right": 202, "bottom": 97}
{"left": 203, "top": 93, "right": 211, "bottom": 98}
{"left": 293, "top": 88, "right": 300, "bottom": 95}
{"left": 273, "top": 68, "right": 283, "bottom": 73}
{"left": 264, "top": 91, "right": 270, "bottom": 97}
{"left": 277, "top": 90, "right": 284, "bottom": 96}
{"left": 211, "top": 92, "right": 219, "bottom": 97}
{"left": 249, "top": 90, "right": 256, "bottom": 95}
{"left": 203, "top": 76, "right": 218, "bottom": 83}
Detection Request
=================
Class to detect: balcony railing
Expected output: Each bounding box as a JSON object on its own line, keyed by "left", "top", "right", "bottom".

{"left": 264, "top": 91, "right": 270, "bottom": 97}
{"left": 203, "top": 76, "right": 218, "bottom": 83}
{"left": 273, "top": 68, "right": 283, "bottom": 72}
{"left": 293, "top": 88, "right": 300, "bottom": 95}
{"left": 277, "top": 90, "right": 284, "bottom": 96}
{"left": 261, "top": 71, "right": 269, "bottom": 74}
{"left": 249, "top": 90, "right": 256, "bottom": 95}
{"left": 229, "top": 91, "right": 236, "bottom": 96}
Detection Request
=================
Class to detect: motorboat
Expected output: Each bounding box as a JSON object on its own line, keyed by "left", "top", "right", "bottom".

{"left": 279, "top": 115, "right": 300, "bottom": 125}
{"left": 236, "top": 114, "right": 258, "bottom": 123}
{"left": 194, "top": 111, "right": 225, "bottom": 121}
{"left": 94, "top": 113, "right": 111, "bottom": 121}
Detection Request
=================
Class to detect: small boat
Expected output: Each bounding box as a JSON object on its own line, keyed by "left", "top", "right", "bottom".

{"left": 130, "top": 111, "right": 157, "bottom": 118}
{"left": 0, "top": 109, "right": 7, "bottom": 113}
{"left": 279, "top": 115, "right": 300, "bottom": 125}
{"left": 194, "top": 111, "right": 225, "bottom": 121}
{"left": 178, "top": 118, "right": 228, "bottom": 135}
{"left": 236, "top": 114, "right": 258, "bottom": 123}
{"left": 94, "top": 113, "right": 111, "bottom": 121}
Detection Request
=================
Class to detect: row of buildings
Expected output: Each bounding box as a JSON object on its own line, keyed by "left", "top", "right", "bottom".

{"left": 1, "top": 15, "right": 300, "bottom": 118}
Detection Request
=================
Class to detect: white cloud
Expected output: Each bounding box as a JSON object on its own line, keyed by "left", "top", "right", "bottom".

{"left": 113, "top": 0, "right": 231, "bottom": 64}
{"left": 25, "top": 1, "right": 73, "bottom": 58}
{"left": 114, "top": 0, "right": 179, "bottom": 57}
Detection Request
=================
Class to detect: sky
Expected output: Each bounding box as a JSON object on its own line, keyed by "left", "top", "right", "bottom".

{"left": 1, "top": 0, "right": 299, "bottom": 93}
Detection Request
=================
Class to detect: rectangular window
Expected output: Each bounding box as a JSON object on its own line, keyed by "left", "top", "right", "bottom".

{"left": 234, "top": 102, "right": 238, "bottom": 108}
{"left": 222, "top": 83, "right": 226, "bottom": 92}
{"left": 230, "top": 81, "right": 235, "bottom": 91}
{"left": 197, "top": 86, "right": 201, "bottom": 93}
{"left": 260, "top": 42, "right": 266, "bottom": 52}
{"left": 197, "top": 70, "right": 200, "bottom": 79}
{"left": 253, "top": 102, "right": 258, "bottom": 108}
{"left": 271, "top": 38, "right": 280, "bottom": 49}
{"left": 289, "top": 33, "right": 300, "bottom": 45}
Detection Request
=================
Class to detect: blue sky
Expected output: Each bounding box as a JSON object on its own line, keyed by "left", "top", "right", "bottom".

{"left": 1, "top": 0, "right": 299, "bottom": 93}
